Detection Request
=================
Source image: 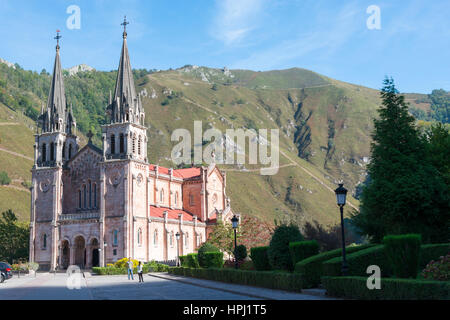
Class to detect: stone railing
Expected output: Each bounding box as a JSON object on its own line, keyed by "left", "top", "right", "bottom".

{"left": 59, "top": 212, "right": 100, "bottom": 221}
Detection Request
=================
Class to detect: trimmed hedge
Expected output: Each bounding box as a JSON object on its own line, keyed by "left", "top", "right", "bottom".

{"left": 168, "top": 267, "right": 302, "bottom": 292}
{"left": 202, "top": 252, "right": 224, "bottom": 268}
{"left": 250, "top": 246, "right": 271, "bottom": 271}
{"left": 383, "top": 234, "right": 421, "bottom": 278}
{"left": 294, "top": 244, "right": 374, "bottom": 288}
{"left": 235, "top": 245, "right": 247, "bottom": 261}
{"left": 322, "top": 276, "right": 450, "bottom": 300}
{"left": 419, "top": 243, "right": 450, "bottom": 269}
{"left": 198, "top": 243, "right": 220, "bottom": 268}
{"left": 186, "top": 253, "right": 200, "bottom": 268}
{"left": 92, "top": 262, "right": 169, "bottom": 275}
{"left": 179, "top": 255, "right": 188, "bottom": 267}
{"left": 289, "top": 240, "right": 319, "bottom": 266}
{"left": 322, "top": 245, "right": 391, "bottom": 278}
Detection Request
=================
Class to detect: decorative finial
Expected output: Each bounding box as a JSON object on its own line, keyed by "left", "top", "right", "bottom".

{"left": 121, "top": 16, "right": 129, "bottom": 38}
{"left": 87, "top": 130, "right": 94, "bottom": 143}
{"left": 55, "top": 30, "right": 62, "bottom": 51}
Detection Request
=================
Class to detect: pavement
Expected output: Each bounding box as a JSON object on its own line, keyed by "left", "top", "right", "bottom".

{"left": 0, "top": 271, "right": 334, "bottom": 300}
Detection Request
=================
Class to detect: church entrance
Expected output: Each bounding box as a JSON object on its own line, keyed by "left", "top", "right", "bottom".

{"left": 74, "top": 236, "right": 86, "bottom": 269}
{"left": 91, "top": 238, "right": 100, "bottom": 267}
{"left": 61, "top": 240, "right": 70, "bottom": 269}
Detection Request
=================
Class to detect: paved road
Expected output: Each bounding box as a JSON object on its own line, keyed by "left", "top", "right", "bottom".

{"left": 0, "top": 272, "right": 331, "bottom": 300}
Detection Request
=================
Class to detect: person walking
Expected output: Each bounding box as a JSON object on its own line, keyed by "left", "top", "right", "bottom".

{"left": 137, "top": 261, "right": 144, "bottom": 283}
{"left": 127, "top": 258, "right": 134, "bottom": 280}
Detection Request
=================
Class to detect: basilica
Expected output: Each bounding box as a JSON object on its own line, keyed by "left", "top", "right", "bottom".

{"left": 29, "top": 23, "right": 233, "bottom": 271}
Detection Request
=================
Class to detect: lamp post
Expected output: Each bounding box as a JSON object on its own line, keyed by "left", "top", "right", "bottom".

{"left": 175, "top": 232, "right": 181, "bottom": 267}
{"left": 334, "top": 183, "right": 348, "bottom": 276}
{"left": 231, "top": 215, "right": 239, "bottom": 269}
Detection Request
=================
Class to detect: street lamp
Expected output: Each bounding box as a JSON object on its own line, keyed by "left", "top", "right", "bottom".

{"left": 231, "top": 215, "right": 239, "bottom": 269}
{"left": 175, "top": 232, "right": 181, "bottom": 267}
{"left": 334, "top": 183, "right": 348, "bottom": 276}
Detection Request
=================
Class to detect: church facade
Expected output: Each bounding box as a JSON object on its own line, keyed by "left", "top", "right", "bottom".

{"left": 29, "top": 26, "right": 233, "bottom": 271}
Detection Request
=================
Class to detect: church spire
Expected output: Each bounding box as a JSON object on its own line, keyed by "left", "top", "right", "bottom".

{"left": 107, "top": 16, "right": 141, "bottom": 124}
{"left": 39, "top": 30, "right": 67, "bottom": 133}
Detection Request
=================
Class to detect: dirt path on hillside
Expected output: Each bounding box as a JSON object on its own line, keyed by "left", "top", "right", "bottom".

{"left": 0, "top": 147, "right": 33, "bottom": 161}
{"left": 0, "top": 184, "right": 30, "bottom": 193}
{"left": 0, "top": 122, "right": 20, "bottom": 125}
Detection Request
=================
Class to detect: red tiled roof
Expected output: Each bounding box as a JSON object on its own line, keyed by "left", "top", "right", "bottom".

{"left": 173, "top": 167, "right": 201, "bottom": 179}
{"left": 150, "top": 206, "right": 196, "bottom": 221}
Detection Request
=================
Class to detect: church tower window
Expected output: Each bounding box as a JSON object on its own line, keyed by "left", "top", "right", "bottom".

{"left": 132, "top": 134, "right": 136, "bottom": 154}
{"left": 110, "top": 135, "right": 115, "bottom": 154}
{"left": 138, "top": 135, "right": 141, "bottom": 155}
{"left": 43, "top": 234, "right": 47, "bottom": 249}
{"left": 68, "top": 144, "right": 72, "bottom": 159}
{"left": 93, "top": 183, "right": 97, "bottom": 208}
{"left": 62, "top": 142, "right": 66, "bottom": 159}
{"left": 119, "top": 134, "right": 125, "bottom": 153}
{"left": 42, "top": 143, "right": 47, "bottom": 162}
{"left": 83, "top": 185, "right": 87, "bottom": 209}
{"left": 78, "top": 190, "right": 82, "bottom": 208}
{"left": 113, "top": 230, "right": 118, "bottom": 246}
{"left": 50, "top": 142, "right": 55, "bottom": 161}
{"left": 89, "top": 181, "right": 92, "bottom": 208}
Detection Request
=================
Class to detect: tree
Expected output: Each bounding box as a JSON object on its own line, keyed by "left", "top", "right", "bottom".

{"left": 267, "top": 223, "right": 303, "bottom": 271}
{"left": 352, "top": 78, "right": 450, "bottom": 243}
{"left": 207, "top": 221, "right": 235, "bottom": 256}
{"left": 0, "top": 171, "right": 11, "bottom": 185}
{"left": 0, "top": 209, "right": 29, "bottom": 263}
{"left": 422, "top": 123, "right": 450, "bottom": 186}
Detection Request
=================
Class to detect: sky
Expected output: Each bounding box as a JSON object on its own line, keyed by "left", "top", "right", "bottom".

{"left": 0, "top": 0, "right": 449, "bottom": 93}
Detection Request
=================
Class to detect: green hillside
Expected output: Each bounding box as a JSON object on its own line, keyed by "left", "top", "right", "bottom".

{"left": 0, "top": 61, "right": 440, "bottom": 228}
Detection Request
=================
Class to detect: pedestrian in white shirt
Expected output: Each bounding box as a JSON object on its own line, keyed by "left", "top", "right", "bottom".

{"left": 137, "top": 261, "right": 144, "bottom": 283}
{"left": 127, "top": 258, "right": 134, "bottom": 280}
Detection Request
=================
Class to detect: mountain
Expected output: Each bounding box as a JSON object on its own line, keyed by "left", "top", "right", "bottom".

{"left": 0, "top": 62, "right": 435, "bottom": 228}
{"left": 65, "top": 64, "right": 95, "bottom": 76}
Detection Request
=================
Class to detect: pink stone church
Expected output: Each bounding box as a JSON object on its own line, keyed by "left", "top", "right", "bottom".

{"left": 29, "top": 24, "right": 233, "bottom": 271}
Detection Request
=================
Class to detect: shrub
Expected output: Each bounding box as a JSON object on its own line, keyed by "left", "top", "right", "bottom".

{"left": 294, "top": 244, "right": 374, "bottom": 288}
{"left": 239, "top": 260, "right": 255, "bottom": 271}
{"left": 235, "top": 245, "right": 247, "bottom": 261}
{"left": 145, "top": 261, "right": 170, "bottom": 272}
{"left": 322, "top": 245, "right": 391, "bottom": 277}
{"left": 322, "top": 276, "right": 450, "bottom": 300}
{"left": 289, "top": 240, "right": 319, "bottom": 266}
{"left": 383, "top": 234, "right": 422, "bottom": 278}
{"left": 168, "top": 267, "right": 303, "bottom": 292}
{"left": 179, "top": 255, "right": 188, "bottom": 267}
{"left": 202, "top": 252, "right": 224, "bottom": 268}
{"left": 419, "top": 243, "right": 450, "bottom": 269}
{"left": 0, "top": 171, "right": 11, "bottom": 185}
{"left": 421, "top": 254, "right": 449, "bottom": 281}
{"left": 268, "top": 224, "right": 303, "bottom": 271}
{"left": 250, "top": 246, "right": 271, "bottom": 271}
{"left": 186, "top": 253, "right": 200, "bottom": 268}
{"left": 197, "top": 243, "right": 220, "bottom": 268}
{"left": 114, "top": 258, "right": 139, "bottom": 269}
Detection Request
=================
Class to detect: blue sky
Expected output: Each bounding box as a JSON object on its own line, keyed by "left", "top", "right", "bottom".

{"left": 0, "top": 0, "right": 448, "bottom": 93}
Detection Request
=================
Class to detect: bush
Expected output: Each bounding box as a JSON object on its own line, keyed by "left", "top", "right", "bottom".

{"left": 235, "top": 245, "right": 247, "bottom": 261}
{"left": 250, "top": 246, "right": 271, "bottom": 271}
{"left": 322, "top": 245, "right": 391, "bottom": 278}
{"left": 145, "top": 261, "right": 170, "bottom": 272}
{"left": 268, "top": 224, "right": 303, "bottom": 271}
{"left": 383, "top": 234, "right": 422, "bottom": 278}
{"left": 294, "top": 244, "right": 374, "bottom": 288}
{"left": 0, "top": 171, "right": 11, "bottom": 185}
{"left": 168, "top": 267, "right": 302, "bottom": 292}
{"left": 186, "top": 253, "right": 200, "bottom": 268}
{"left": 322, "top": 276, "right": 450, "bottom": 300}
{"left": 421, "top": 254, "right": 449, "bottom": 281}
{"left": 179, "top": 255, "right": 188, "bottom": 267}
{"left": 419, "top": 243, "right": 450, "bottom": 269}
{"left": 202, "top": 252, "right": 224, "bottom": 268}
{"left": 114, "top": 258, "right": 139, "bottom": 269}
{"left": 289, "top": 240, "right": 319, "bottom": 266}
{"left": 197, "top": 243, "right": 220, "bottom": 268}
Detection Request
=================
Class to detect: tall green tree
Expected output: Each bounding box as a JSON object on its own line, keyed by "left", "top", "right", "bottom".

{"left": 0, "top": 209, "right": 29, "bottom": 263}
{"left": 353, "top": 78, "right": 449, "bottom": 243}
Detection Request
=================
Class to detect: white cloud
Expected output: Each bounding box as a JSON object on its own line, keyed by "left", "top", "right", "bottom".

{"left": 211, "top": 0, "right": 265, "bottom": 46}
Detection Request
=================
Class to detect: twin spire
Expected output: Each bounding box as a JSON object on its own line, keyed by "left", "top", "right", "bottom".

{"left": 39, "top": 17, "right": 143, "bottom": 135}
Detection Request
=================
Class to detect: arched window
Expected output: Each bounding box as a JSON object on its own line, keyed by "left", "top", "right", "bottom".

{"left": 160, "top": 189, "right": 164, "bottom": 203}
{"left": 43, "top": 234, "right": 47, "bottom": 249}
{"left": 42, "top": 143, "right": 47, "bottom": 162}
{"left": 153, "top": 230, "right": 158, "bottom": 247}
{"left": 113, "top": 230, "right": 118, "bottom": 246}
{"left": 189, "top": 194, "right": 194, "bottom": 206}
{"left": 110, "top": 134, "right": 115, "bottom": 154}
{"left": 93, "top": 183, "right": 97, "bottom": 208}
{"left": 119, "top": 134, "right": 124, "bottom": 153}
{"left": 137, "top": 228, "right": 142, "bottom": 246}
{"left": 62, "top": 142, "right": 66, "bottom": 159}
{"left": 184, "top": 232, "right": 188, "bottom": 248}
{"left": 174, "top": 192, "right": 178, "bottom": 206}
{"left": 50, "top": 142, "right": 55, "bottom": 161}
{"left": 68, "top": 144, "right": 72, "bottom": 159}
{"left": 169, "top": 231, "right": 174, "bottom": 247}
{"left": 83, "top": 185, "right": 87, "bottom": 208}
{"left": 138, "top": 135, "right": 141, "bottom": 155}
{"left": 132, "top": 134, "right": 136, "bottom": 154}
{"left": 78, "top": 190, "right": 82, "bottom": 208}
{"left": 88, "top": 180, "right": 92, "bottom": 208}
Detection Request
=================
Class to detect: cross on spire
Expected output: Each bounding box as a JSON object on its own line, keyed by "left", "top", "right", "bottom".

{"left": 121, "top": 16, "right": 129, "bottom": 38}
{"left": 55, "top": 30, "right": 62, "bottom": 51}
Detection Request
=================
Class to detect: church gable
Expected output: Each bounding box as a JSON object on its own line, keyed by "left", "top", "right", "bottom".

{"left": 66, "top": 143, "right": 102, "bottom": 178}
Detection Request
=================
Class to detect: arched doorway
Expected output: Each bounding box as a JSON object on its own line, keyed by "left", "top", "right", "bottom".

{"left": 91, "top": 238, "right": 100, "bottom": 267}
{"left": 74, "top": 236, "right": 86, "bottom": 269}
{"left": 61, "top": 240, "right": 70, "bottom": 269}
